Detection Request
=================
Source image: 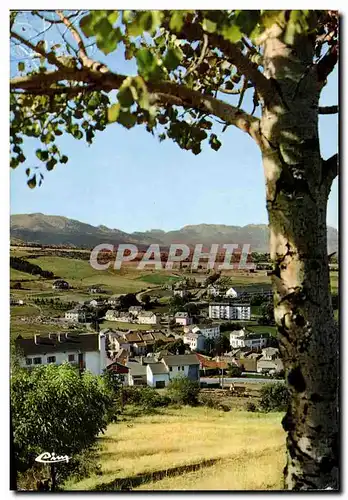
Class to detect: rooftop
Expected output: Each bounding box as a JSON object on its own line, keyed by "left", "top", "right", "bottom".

{"left": 162, "top": 354, "right": 199, "bottom": 367}
{"left": 147, "top": 363, "right": 169, "bottom": 375}
{"left": 16, "top": 333, "right": 99, "bottom": 356}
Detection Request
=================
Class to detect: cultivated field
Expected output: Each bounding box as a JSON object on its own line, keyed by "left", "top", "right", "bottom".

{"left": 64, "top": 406, "right": 285, "bottom": 491}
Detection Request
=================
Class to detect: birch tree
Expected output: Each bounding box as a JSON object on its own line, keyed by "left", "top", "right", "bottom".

{"left": 10, "top": 10, "right": 339, "bottom": 490}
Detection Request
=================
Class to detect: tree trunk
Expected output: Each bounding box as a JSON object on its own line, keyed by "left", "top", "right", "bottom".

{"left": 261, "top": 24, "right": 339, "bottom": 490}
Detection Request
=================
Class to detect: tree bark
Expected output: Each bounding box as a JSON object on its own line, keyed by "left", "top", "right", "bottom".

{"left": 261, "top": 25, "right": 339, "bottom": 490}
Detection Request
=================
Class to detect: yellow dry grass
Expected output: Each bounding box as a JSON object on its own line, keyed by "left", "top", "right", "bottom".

{"left": 65, "top": 406, "right": 286, "bottom": 491}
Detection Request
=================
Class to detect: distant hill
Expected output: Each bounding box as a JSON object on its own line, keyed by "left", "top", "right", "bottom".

{"left": 10, "top": 213, "right": 339, "bottom": 253}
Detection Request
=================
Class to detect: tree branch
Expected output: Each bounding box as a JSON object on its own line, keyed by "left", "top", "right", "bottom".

{"left": 166, "top": 20, "right": 274, "bottom": 105}
{"left": 316, "top": 45, "right": 338, "bottom": 84}
{"left": 185, "top": 33, "right": 208, "bottom": 78}
{"left": 55, "top": 10, "right": 104, "bottom": 71}
{"left": 322, "top": 153, "right": 338, "bottom": 188}
{"left": 10, "top": 68, "right": 261, "bottom": 144}
{"left": 219, "top": 83, "right": 253, "bottom": 95}
{"left": 10, "top": 30, "right": 66, "bottom": 70}
{"left": 319, "top": 105, "right": 338, "bottom": 115}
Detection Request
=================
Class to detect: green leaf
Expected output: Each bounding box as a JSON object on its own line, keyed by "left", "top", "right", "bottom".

{"left": 136, "top": 48, "right": 157, "bottom": 78}
{"left": 221, "top": 24, "right": 242, "bottom": 43}
{"left": 107, "top": 11, "right": 118, "bottom": 25}
{"left": 36, "top": 149, "right": 49, "bottom": 161}
{"left": 60, "top": 155, "right": 69, "bottom": 164}
{"left": 27, "top": 176, "right": 37, "bottom": 189}
{"left": 202, "top": 18, "right": 217, "bottom": 33}
{"left": 46, "top": 158, "right": 57, "bottom": 171}
{"left": 107, "top": 103, "right": 120, "bottom": 123}
{"left": 25, "top": 168, "right": 30, "bottom": 177}
{"left": 164, "top": 47, "right": 183, "bottom": 71}
{"left": 80, "top": 14, "right": 94, "bottom": 37}
{"left": 117, "top": 86, "right": 135, "bottom": 108}
{"left": 169, "top": 11, "right": 186, "bottom": 32}
{"left": 117, "top": 110, "right": 137, "bottom": 129}
{"left": 18, "top": 62, "right": 25, "bottom": 72}
{"left": 209, "top": 134, "right": 222, "bottom": 151}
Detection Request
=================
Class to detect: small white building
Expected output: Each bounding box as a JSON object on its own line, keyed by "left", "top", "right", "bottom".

{"left": 209, "top": 302, "right": 251, "bottom": 320}
{"left": 65, "top": 308, "right": 90, "bottom": 323}
{"left": 129, "top": 305, "right": 143, "bottom": 317}
{"left": 229, "top": 329, "right": 270, "bottom": 350}
{"left": 146, "top": 363, "right": 170, "bottom": 388}
{"left": 16, "top": 332, "right": 107, "bottom": 375}
{"left": 138, "top": 311, "right": 158, "bottom": 325}
{"left": 175, "top": 312, "right": 192, "bottom": 326}
{"left": 230, "top": 328, "right": 247, "bottom": 348}
{"left": 207, "top": 285, "right": 223, "bottom": 297}
{"left": 225, "top": 287, "right": 238, "bottom": 298}
{"left": 173, "top": 289, "right": 189, "bottom": 298}
{"left": 105, "top": 310, "right": 132, "bottom": 322}
{"left": 188, "top": 323, "right": 220, "bottom": 339}
{"left": 183, "top": 332, "right": 206, "bottom": 351}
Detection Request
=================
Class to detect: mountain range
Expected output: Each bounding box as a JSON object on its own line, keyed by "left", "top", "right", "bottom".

{"left": 10, "top": 213, "right": 339, "bottom": 254}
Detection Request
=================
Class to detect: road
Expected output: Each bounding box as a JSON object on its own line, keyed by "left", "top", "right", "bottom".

{"left": 200, "top": 376, "right": 284, "bottom": 385}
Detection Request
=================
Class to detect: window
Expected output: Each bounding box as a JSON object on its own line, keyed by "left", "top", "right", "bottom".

{"left": 26, "top": 358, "right": 32, "bottom": 366}
{"left": 33, "top": 357, "right": 42, "bottom": 365}
{"left": 68, "top": 354, "right": 75, "bottom": 362}
{"left": 169, "top": 366, "right": 173, "bottom": 371}
{"left": 47, "top": 356, "right": 56, "bottom": 364}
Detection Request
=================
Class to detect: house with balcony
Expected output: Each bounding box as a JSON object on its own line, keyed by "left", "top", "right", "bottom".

{"left": 209, "top": 302, "right": 251, "bottom": 320}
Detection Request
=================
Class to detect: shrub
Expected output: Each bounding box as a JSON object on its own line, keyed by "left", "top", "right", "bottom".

{"left": 167, "top": 376, "right": 200, "bottom": 406}
{"left": 259, "top": 382, "right": 289, "bottom": 412}
{"left": 228, "top": 364, "right": 243, "bottom": 377}
{"left": 11, "top": 363, "right": 114, "bottom": 479}
{"left": 246, "top": 401, "right": 257, "bottom": 412}
{"left": 121, "top": 386, "right": 170, "bottom": 410}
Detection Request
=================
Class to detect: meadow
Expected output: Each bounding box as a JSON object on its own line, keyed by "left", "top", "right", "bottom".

{"left": 64, "top": 406, "right": 285, "bottom": 491}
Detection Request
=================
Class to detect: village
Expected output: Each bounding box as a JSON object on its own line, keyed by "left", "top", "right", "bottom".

{"left": 13, "top": 272, "right": 283, "bottom": 390}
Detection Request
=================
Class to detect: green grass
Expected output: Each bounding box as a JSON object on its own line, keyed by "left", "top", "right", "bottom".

{"left": 64, "top": 406, "right": 285, "bottom": 491}
{"left": 10, "top": 268, "right": 38, "bottom": 281}
{"left": 138, "top": 273, "right": 180, "bottom": 285}
{"left": 10, "top": 305, "right": 40, "bottom": 318}
{"left": 25, "top": 257, "right": 156, "bottom": 294}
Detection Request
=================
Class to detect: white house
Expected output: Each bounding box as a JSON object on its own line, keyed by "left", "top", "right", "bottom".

{"left": 65, "top": 308, "right": 90, "bottom": 323}
{"left": 209, "top": 302, "right": 251, "bottom": 320}
{"left": 146, "top": 363, "right": 170, "bottom": 388}
{"left": 186, "top": 323, "right": 220, "bottom": 339}
{"left": 89, "top": 299, "right": 105, "bottom": 308}
{"left": 229, "top": 328, "right": 247, "bottom": 348}
{"left": 207, "top": 285, "right": 223, "bottom": 297}
{"left": 10, "top": 296, "right": 24, "bottom": 306}
{"left": 15, "top": 332, "right": 108, "bottom": 375}
{"left": 138, "top": 311, "right": 158, "bottom": 325}
{"left": 107, "top": 296, "right": 121, "bottom": 307}
{"left": 126, "top": 361, "right": 147, "bottom": 386}
{"left": 175, "top": 312, "right": 192, "bottom": 326}
{"left": 229, "top": 329, "right": 270, "bottom": 350}
{"left": 245, "top": 333, "right": 270, "bottom": 350}
{"left": 225, "top": 287, "right": 238, "bottom": 298}
{"left": 129, "top": 305, "right": 143, "bottom": 317}
{"left": 105, "top": 310, "right": 132, "bottom": 322}
{"left": 183, "top": 332, "right": 206, "bottom": 351}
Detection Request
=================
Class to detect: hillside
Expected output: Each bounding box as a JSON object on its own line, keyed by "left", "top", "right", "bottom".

{"left": 10, "top": 213, "right": 339, "bottom": 253}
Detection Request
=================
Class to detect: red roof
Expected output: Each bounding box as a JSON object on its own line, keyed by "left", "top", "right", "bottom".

{"left": 107, "top": 361, "right": 129, "bottom": 374}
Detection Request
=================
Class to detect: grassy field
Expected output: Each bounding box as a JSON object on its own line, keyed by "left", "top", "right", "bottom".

{"left": 64, "top": 406, "right": 285, "bottom": 491}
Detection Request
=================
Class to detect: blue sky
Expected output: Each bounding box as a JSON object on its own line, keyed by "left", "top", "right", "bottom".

{"left": 10, "top": 14, "right": 339, "bottom": 233}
